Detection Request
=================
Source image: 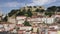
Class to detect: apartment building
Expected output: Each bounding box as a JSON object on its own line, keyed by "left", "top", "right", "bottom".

{"left": 27, "top": 15, "right": 55, "bottom": 25}
{"left": 8, "top": 17, "right": 16, "bottom": 23}
{"left": 16, "top": 16, "right": 26, "bottom": 25}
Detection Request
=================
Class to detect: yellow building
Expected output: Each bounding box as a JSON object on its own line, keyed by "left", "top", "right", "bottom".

{"left": 57, "top": 31, "right": 60, "bottom": 34}
{"left": 33, "top": 27, "right": 38, "bottom": 32}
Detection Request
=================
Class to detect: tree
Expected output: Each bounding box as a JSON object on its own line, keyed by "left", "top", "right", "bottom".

{"left": 40, "top": 9, "right": 45, "bottom": 13}
{"left": 45, "top": 11, "right": 53, "bottom": 17}
{"left": 36, "top": 8, "right": 45, "bottom": 13}
{"left": 16, "top": 11, "right": 25, "bottom": 16}
{"left": 27, "top": 6, "right": 32, "bottom": 8}
{"left": 36, "top": 8, "right": 40, "bottom": 12}
{"left": 16, "top": 8, "right": 33, "bottom": 17}
{"left": 3, "top": 15, "right": 8, "bottom": 22}
{"left": 23, "top": 21, "right": 31, "bottom": 26}
{"left": 33, "top": 6, "right": 36, "bottom": 8}
{"left": 45, "top": 6, "right": 57, "bottom": 16}
{"left": 8, "top": 9, "right": 19, "bottom": 17}
{"left": 57, "top": 6, "right": 60, "bottom": 12}
{"left": 55, "top": 17, "right": 60, "bottom": 24}
{"left": 16, "top": 9, "right": 26, "bottom": 16}
{"left": 47, "top": 6, "right": 57, "bottom": 12}
{"left": 26, "top": 9, "right": 33, "bottom": 17}
{"left": 24, "top": 9, "right": 33, "bottom": 17}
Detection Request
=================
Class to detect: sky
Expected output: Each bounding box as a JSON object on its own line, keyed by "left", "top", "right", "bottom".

{"left": 0, "top": 0, "right": 60, "bottom": 15}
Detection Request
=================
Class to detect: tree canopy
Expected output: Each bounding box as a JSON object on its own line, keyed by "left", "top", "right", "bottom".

{"left": 23, "top": 21, "right": 31, "bottom": 26}
{"left": 36, "top": 8, "right": 45, "bottom": 13}
{"left": 8, "top": 6, "right": 60, "bottom": 17}
{"left": 47, "top": 6, "right": 57, "bottom": 12}
{"left": 25, "top": 9, "right": 33, "bottom": 17}
{"left": 3, "top": 15, "right": 8, "bottom": 22}
{"left": 16, "top": 9, "right": 33, "bottom": 17}
{"left": 8, "top": 9, "right": 19, "bottom": 17}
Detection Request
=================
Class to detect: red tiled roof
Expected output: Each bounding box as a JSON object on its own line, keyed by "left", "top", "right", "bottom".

{"left": 0, "top": 22, "right": 14, "bottom": 24}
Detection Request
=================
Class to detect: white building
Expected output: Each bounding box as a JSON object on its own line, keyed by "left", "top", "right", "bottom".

{"left": 27, "top": 16, "right": 55, "bottom": 24}
{"left": 19, "top": 26, "right": 32, "bottom": 31}
{"left": 16, "top": 16, "right": 26, "bottom": 24}
{"left": 3, "top": 24, "right": 15, "bottom": 31}
{"left": 55, "top": 15, "right": 60, "bottom": 18}
{"left": 44, "top": 17, "right": 55, "bottom": 24}
{"left": 8, "top": 17, "right": 16, "bottom": 23}
{"left": 18, "top": 26, "right": 32, "bottom": 34}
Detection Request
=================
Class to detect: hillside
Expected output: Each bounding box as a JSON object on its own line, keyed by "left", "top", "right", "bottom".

{"left": 8, "top": 6, "right": 60, "bottom": 18}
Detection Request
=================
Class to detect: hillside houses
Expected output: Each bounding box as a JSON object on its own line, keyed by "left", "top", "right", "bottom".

{"left": 1, "top": 6, "right": 60, "bottom": 34}
{"left": 7, "top": 15, "right": 56, "bottom": 25}
{"left": 27, "top": 15, "right": 55, "bottom": 25}
{"left": 8, "top": 6, "right": 45, "bottom": 18}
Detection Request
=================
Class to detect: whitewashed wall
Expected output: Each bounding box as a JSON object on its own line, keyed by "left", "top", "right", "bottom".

{"left": 16, "top": 16, "right": 26, "bottom": 24}
{"left": 19, "top": 26, "right": 32, "bottom": 31}
{"left": 8, "top": 17, "right": 16, "bottom": 23}
{"left": 27, "top": 17, "right": 55, "bottom": 24}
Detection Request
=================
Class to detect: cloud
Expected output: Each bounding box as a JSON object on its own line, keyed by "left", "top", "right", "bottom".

{"left": 0, "top": 2, "right": 25, "bottom": 7}
{"left": 0, "top": 0, "right": 57, "bottom": 7}
{"left": 5, "top": 2, "right": 20, "bottom": 7}
{"left": 27, "top": 0, "right": 56, "bottom": 6}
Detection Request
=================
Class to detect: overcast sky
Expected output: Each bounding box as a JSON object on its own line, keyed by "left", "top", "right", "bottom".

{"left": 0, "top": 0, "right": 60, "bottom": 14}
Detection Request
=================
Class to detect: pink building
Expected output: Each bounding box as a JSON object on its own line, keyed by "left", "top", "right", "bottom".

{"left": 55, "top": 15, "right": 60, "bottom": 18}
{"left": 17, "top": 26, "right": 32, "bottom": 34}
{"left": 31, "top": 32, "right": 37, "bottom": 34}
